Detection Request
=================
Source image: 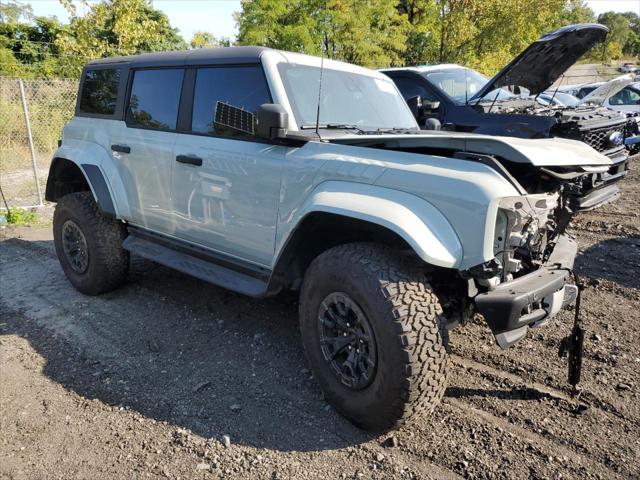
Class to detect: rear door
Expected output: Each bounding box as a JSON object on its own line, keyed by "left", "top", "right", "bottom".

{"left": 170, "top": 64, "right": 284, "bottom": 266}
{"left": 109, "top": 68, "right": 184, "bottom": 233}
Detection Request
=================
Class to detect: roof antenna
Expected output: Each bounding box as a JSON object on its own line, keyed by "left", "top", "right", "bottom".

{"left": 315, "top": 0, "right": 328, "bottom": 138}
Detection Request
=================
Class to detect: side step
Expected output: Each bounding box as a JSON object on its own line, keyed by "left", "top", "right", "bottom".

{"left": 122, "top": 235, "right": 269, "bottom": 297}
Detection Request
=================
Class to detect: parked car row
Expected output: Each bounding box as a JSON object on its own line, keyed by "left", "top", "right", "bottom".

{"left": 45, "top": 24, "right": 629, "bottom": 431}
{"left": 383, "top": 24, "right": 640, "bottom": 163}
{"left": 559, "top": 77, "right": 640, "bottom": 113}
{"left": 618, "top": 62, "right": 638, "bottom": 74}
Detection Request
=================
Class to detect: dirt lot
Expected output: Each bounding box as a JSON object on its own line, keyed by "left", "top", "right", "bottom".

{"left": 1, "top": 159, "right": 639, "bottom": 480}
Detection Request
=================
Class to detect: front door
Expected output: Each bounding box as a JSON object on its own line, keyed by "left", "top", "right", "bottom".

{"left": 171, "top": 65, "right": 283, "bottom": 267}
{"left": 110, "top": 68, "right": 185, "bottom": 233}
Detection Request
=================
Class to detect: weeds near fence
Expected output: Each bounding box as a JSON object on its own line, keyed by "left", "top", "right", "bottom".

{"left": 0, "top": 76, "right": 78, "bottom": 208}
{"left": 5, "top": 207, "right": 40, "bottom": 225}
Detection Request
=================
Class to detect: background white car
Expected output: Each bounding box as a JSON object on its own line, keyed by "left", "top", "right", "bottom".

{"left": 618, "top": 63, "right": 637, "bottom": 73}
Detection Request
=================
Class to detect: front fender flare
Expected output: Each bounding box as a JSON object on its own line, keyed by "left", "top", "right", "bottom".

{"left": 280, "top": 181, "right": 463, "bottom": 269}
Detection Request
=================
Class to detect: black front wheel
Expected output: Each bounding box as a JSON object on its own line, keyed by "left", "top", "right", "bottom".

{"left": 299, "top": 243, "right": 450, "bottom": 431}
{"left": 53, "top": 192, "right": 129, "bottom": 295}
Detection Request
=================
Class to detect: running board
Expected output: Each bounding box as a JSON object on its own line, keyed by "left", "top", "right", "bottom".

{"left": 122, "top": 235, "right": 269, "bottom": 297}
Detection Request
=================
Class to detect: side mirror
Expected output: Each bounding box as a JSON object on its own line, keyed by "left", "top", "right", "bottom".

{"left": 257, "top": 104, "right": 289, "bottom": 140}
{"left": 423, "top": 118, "right": 442, "bottom": 130}
{"left": 406, "top": 95, "right": 423, "bottom": 119}
{"left": 423, "top": 100, "right": 440, "bottom": 112}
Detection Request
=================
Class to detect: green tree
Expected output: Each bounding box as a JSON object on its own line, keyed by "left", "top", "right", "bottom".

{"left": 0, "top": 1, "right": 72, "bottom": 77}
{"left": 399, "top": 0, "right": 567, "bottom": 74}
{"left": 190, "top": 31, "right": 232, "bottom": 49}
{"left": 553, "top": 0, "right": 595, "bottom": 26}
{"left": 1, "top": 0, "right": 187, "bottom": 77}
{"left": 236, "top": 0, "right": 409, "bottom": 67}
{"left": 620, "top": 11, "right": 640, "bottom": 57}
{"left": 596, "top": 11, "right": 632, "bottom": 61}
{"left": 598, "top": 11, "right": 631, "bottom": 46}
{"left": 57, "top": 0, "right": 186, "bottom": 67}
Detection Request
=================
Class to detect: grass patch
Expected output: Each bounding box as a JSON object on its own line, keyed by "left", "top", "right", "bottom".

{"left": 4, "top": 207, "right": 40, "bottom": 225}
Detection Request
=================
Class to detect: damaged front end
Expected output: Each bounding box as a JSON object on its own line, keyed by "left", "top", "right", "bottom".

{"left": 540, "top": 163, "right": 627, "bottom": 212}
{"left": 469, "top": 191, "right": 579, "bottom": 348}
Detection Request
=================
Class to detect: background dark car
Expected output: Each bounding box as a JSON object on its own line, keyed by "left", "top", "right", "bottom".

{"left": 381, "top": 24, "right": 635, "bottom": 166}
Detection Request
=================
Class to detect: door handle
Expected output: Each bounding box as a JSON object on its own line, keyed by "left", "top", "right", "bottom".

{"left": 176, "top": 154, "right": 203, "bottom": 166}
{"left": 111, "top": 144, "right": 131, "bottom": 154}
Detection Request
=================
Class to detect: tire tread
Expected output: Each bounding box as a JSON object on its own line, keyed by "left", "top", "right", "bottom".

{"left": 301, "top": 242, "right": 449, "bottom": 430}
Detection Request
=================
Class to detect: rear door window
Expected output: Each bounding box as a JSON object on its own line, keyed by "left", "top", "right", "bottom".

{"left": 191, "top": 65, "right": 272, "bottom": 138}
{"left": 127, "top": 69, "right": 184, "bottom": 130}
{"left": 79, "top": 68, "right": 121, "bottom": 115}
{"left": 610, "top": 87, "right": 640, "bottom": 105}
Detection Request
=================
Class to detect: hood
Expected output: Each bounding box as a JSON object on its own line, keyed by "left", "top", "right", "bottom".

{"left": 470, "top": 24, "right": 608, "bottom": 101}
{"left": 327, "top": 131, "right": 613, "bottom": 167}
{"left": 579, "top": 74, "right": 634, "bottom": 106}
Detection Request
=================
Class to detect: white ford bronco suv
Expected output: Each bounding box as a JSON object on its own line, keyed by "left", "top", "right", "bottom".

{"left": 46, "top": 47, "right": 622, "bottom": 431}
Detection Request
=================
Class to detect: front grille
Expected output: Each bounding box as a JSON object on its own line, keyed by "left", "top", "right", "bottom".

{"left": 581, "top": 124, "right": 626, "bottom": 153}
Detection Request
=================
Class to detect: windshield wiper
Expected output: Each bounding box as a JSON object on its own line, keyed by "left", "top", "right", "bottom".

{"left": 300, "top": 123, "right": 365, "bottom": 133}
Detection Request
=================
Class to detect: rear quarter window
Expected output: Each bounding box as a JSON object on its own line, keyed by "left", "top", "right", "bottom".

{"left": 79, "top": 68, "right": 121, "bottom": 115}
{"left": 126, "top": 69, "right": 185, "bottom": 130}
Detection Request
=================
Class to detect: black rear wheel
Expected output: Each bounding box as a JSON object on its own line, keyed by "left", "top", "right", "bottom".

{"left": 53, "top": 192, "right": 129, "bottom": 295}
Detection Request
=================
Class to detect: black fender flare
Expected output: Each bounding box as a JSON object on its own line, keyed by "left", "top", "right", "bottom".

{"left": 46, "top": 158, "right": 116, "bottom": 217}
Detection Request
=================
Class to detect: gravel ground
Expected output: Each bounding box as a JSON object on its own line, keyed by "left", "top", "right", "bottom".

{"left": 1, "top": 158, "right": 639, "bottom": 480}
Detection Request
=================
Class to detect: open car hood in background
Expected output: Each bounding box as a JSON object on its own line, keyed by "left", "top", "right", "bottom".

{"left": 578, "top": 74, "right": 634, "bottom": 106}
{"left": 470, "top": 23, "right": 609, "bottom": 101}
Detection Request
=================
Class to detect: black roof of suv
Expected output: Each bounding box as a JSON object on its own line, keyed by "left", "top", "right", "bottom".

{"left": 87, "top": 46, "right": 272, "bottom": 68}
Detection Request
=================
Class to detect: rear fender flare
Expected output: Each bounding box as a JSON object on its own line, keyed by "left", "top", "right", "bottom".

{"left": 48, "top": 140, "right": 131, "bottom": 219}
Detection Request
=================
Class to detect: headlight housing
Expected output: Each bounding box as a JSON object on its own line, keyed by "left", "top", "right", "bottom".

{"left": 492, "top": 193, "right": 560, "bottom": 283}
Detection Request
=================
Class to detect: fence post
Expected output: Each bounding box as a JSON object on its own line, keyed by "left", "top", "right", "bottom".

{"left": 19, "top": 78, "right": 44, "bottom": 206}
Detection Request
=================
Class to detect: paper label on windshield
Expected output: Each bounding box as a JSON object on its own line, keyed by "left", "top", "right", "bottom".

{"left": 374, "top": 78, "right": 397, "bottom": 95}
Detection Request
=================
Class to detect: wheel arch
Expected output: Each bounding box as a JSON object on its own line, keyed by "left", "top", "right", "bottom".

{"left": 46, "top": 157, "right": 117, "bottom": 217}
{"left": 270, "top": 182, "right": 463, "bottom": 292}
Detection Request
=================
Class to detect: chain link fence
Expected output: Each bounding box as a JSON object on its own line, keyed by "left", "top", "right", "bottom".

{"left": 0, "top": 76, "right": 78, "bottom": 209}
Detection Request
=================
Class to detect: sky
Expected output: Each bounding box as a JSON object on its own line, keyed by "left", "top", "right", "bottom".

{"left": 21, "top": 0, "right": 640, "bottom": 43}
{"left": 24, "top": 0, "right": 242, "bottom": 41}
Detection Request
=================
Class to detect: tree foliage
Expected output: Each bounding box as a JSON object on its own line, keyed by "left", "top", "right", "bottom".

{"left": 595, "top": 10, "right": 640, "bottom": 60}
{"left": 3, "top": 0, "right": 640, "bottom": 79}
{"left": 190, "top": 31, "right": 232, "bottom": 49}
{"left": 1, "top": 0, "right": 186, "bottom": 77}
{"left": 236, "top": 0, "right": 410, "bottom": 67}
{"left": 235, "top": 0, "right": 624, "bottom": 72}
{"left": 397, "top": 0, "right": 574, "bottom": 74}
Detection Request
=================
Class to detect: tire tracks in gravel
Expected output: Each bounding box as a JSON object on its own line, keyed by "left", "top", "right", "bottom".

{"left": 1, "top": 233, "right": 635, "bottom": 478}
{"left": 1, "top": 235, "right": 464, "bottom": 479}
{"left": 447, "top": 360, "right": 636, "bottom": 479}
{"left": 451, "top": 355, "right": 636, "bottom": 427}
{"left": 443, "top": 398, "right": 620, "bottom": 479}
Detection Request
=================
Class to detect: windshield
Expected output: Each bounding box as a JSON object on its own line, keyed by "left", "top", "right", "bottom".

{"left": 539, "top": 91, "right": 580, "bottom": 107}
{"left": 278, "top": 63, "right": 417, "bottom": 130}
{"left": 423, "top": 67, "right": 513, "bottom": 104}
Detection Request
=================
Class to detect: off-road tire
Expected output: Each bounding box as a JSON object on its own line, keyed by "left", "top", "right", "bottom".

{"left": 53, "top": 192, "right": 129, "bottom": 295}
{"left": 299, "top": 242, "right": 449, "bottom": 431}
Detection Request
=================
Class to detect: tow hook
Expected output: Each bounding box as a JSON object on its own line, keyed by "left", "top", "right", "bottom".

{"left": 558, "top": 273, "right": 584, "bottom": 390}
